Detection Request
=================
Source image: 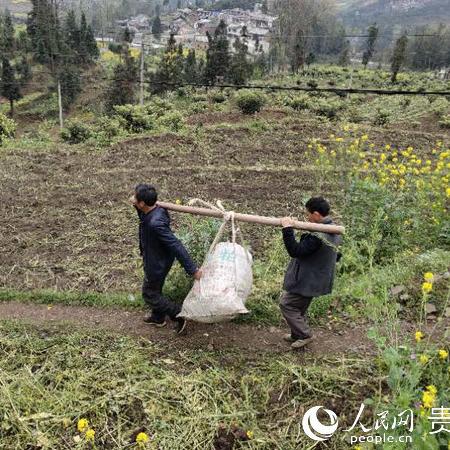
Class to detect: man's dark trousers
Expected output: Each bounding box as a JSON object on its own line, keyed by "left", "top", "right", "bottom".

{"left": 142, "top": 276, "right": 181, "bottom": 322}
{"left": 279, "top": 291, "right": 313, "bottom": 339}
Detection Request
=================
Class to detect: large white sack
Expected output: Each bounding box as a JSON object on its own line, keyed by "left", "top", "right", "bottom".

{"left": 179, "top": 242, "right": 253, "bottom": 323}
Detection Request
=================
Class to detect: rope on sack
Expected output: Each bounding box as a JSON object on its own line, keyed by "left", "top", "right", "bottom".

{"left": 187, "top": 199, "right": 249, "bottom": 255}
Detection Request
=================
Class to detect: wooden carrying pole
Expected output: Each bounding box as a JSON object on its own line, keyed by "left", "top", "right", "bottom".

{"left": 158, "top": 202, "right": 345, "bottom": 235}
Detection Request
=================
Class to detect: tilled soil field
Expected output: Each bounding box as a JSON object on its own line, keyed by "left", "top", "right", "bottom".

{"left": 0, "top": 115, "right": 446, "bottom": 292}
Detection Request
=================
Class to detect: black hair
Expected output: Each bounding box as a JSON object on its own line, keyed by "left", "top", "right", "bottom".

{"left": 135, "top": 184, "right": 158, "bottom": 206}
{"left": 305, "top": 197, "right": 330, "bottom": 216}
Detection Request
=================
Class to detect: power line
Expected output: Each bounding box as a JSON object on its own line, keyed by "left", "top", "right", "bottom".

{"left": 21, "top": 75, "right": 450, "bottom": 96}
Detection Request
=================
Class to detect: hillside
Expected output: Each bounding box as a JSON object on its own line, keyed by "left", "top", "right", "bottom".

{"left": 337, "top": 0, "right": 450, "bottom": 28}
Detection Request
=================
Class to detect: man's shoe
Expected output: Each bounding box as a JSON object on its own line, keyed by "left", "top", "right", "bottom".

{"left": 174, "top": 318, "right": 187, "bottom": 335}
{"left": 143, "top": 316, "right": 167, "bottom": 327}
{"left": 291, "top": 337, "right": 314, "bottom": 349}
{"left": 283, "top": 333, "right": 296, "bottom": 342}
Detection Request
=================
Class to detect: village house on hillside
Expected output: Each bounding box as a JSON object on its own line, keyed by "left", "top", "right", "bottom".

{"left": 116, "top": 4, "right": 277, "bottom": 55}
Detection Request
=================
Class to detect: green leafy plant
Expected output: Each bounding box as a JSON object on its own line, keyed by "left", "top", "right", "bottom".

{"left": 0, "top": 113, "right": 16, "bottom": 145}
{"left": 235, "top": 91, "right": 266, "bottom": 115}
{"left": 60, "top": 120, "right": 92, "bottom": 144}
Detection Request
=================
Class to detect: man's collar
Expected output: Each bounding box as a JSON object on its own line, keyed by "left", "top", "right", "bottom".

{"left": 320, "top": 216, "right": 332, "bottom": 224}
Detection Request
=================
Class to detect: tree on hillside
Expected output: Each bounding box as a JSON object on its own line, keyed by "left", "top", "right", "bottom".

{"left": 391, "top": 34, "right": 408, "bottom": 83}
{"left": 204, "top": 20, "right": 230, "bottom": 84}
{"left": 80, "top": 12, "right": 100, "bottom": 62}
{"left": 229, "top": 36, "right": 253, "bottom": 84}
{"left": 64, "top": 10, "right": 80, "bottom": 61}
{"left": 106, "top": 48, "right": 138, "bottom": 112}
{"left": 1, "top": 9, "right": 15, "bottom": 54}
{"left": 290, "top": 29, "right": 306, "bottom": 73}
{"left": 59, "top": 64, "right": 81, "bottom": 110}
{"left": 123, "top": 26, "right": 134, "bottom": 44}
{"left": 17, "top": 56, "right": 32, "bottom": 86}
{"left": 277, "top": 0, "right": 341, "bottom": 68}
{"left": 27, "top": 0, "right": 62, "bottom": 69}
{"left": 338, "top": 39, "right": 351, "bottom": 66}
{"left": 183, "top": 49, "right": 198, "bottom": 83}
{"left": 410, "top": 24, "right": 450, "bottom": 70}
{"left": 149, "top": 33, "right": 183, "bottom": 93}
{"left": 362, "top": 23, "right": 378, "bottom": 68}
{"left": 1, "top": 57, "right": 22, "bottom": 116}
{"left": 152, "top": 16, "right": 162, "bottom": 40}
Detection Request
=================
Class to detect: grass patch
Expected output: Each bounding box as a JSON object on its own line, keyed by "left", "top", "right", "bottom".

{"left": 0, "top": 320, "right": 377, "bottom": 449}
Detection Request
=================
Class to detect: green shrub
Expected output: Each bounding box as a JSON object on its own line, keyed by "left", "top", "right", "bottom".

{"left": 235, "top": 91, "right": 266, "bottom": 115}
{"left": 312, "top": 98, "right": 344, "bottom": 119}
{"left": 439, "top": 114, "right": 450, "bottom": 129}
{"left": 192, "top": 94, "right": 208, "bottom": 103}
{"left": 0, "top": 113, "right": 16, "bottom": 145}
{"left": 346, "top": 106, "right": 364, "bottom": 123}
{"left": 60, "top": 120, "right": 92, "bottom": 144}
{"left": 307, "top": 79, "right": 318, "bottom": 89}
{"left": 374, "top": 108, "right": 391, "bottom": 126}
{"left": 286, "top": 94, "right": 311, "bottom": 111}
{"left": 145, "top": 99, "right": 172, "bottom": 119}
{"left": 210, "top": 91, "right": 227, "bottom": 104}
{"left": 114, "top": 105, "right": 153, "bottom": 133}
{"left": 91, "top": 116, "right": 125, "bottom": 146}
{"left": 157, "top": 112, "right": 184, "bottom": 132}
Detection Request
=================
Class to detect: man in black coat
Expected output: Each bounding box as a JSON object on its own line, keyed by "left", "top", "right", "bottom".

{"left": 131, "top": 184, "right": 202, "bottom": 334}
{"left": 280, "top": 197, "right": 342, "bottom": 349}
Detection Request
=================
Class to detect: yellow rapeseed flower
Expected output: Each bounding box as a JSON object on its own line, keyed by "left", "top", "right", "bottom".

{"left": 85, "top": 429, "right": 95, "bottom": 441}
{"left": 419, "top": 354, "right": 429, "bottom": 364}
{"left": 415, "top": 331, "right": 424, "bottom": 342}
{"left": 175, "top": 199, "right": 182, "bottom": 205}
{"left": 422, "top": 390, "right": 436, "bottom": 408}
{"left": 424, "top": 272, "right": 434, "bottom": 282}
{"left": 426, "top": 385, "right": 438, "bottom": 395}
{"left": 77, "top": 418, "right": 89, "bottom": 433}
{"left": 422, "top": 282, "right": 433, "bottom": 294}
{"left": 438, "top": 349, "right": 448, "bottom": 360}
{"left": 136, "top": 432, "right": 149, "bottom": 444}
{"left": 446, "top": 187, "right": 450, "bottom": 197}
{"left": 246, "top": 430, "right": 254, "bottom": 439}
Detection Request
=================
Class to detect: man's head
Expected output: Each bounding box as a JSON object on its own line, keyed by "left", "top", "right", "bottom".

{"left": 133, "top": 184, "right": 158, "bottom": 212}
{"left": 305, "top": 197, "right": 330, "bottom": 223}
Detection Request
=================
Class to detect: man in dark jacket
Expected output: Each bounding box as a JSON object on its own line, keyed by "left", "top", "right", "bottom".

{"left": 131, "top": 184, "right": 202, "bottom": 334}
{"left": 280, "top": 197, "right": 342, "bottom": 349}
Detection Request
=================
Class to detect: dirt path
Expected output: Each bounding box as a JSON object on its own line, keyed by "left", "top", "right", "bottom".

{"left": 0, "top": 301, "right": 376, "bottom": 356}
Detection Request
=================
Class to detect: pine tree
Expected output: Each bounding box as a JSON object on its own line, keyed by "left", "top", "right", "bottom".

{"left": 204, "top": 20, "right": 230, "bottom": 84}
{"left": 338, "top": 40, "right": 350, "bottom": 66}
{"left": 27, "top": 0, "right": 63, "bottom": 68}
{"left": 152, "top": 16, "right": 162, "bottom": 40}
{"left": 59, "top": 63, "right": 81, "bottom": 110}
{"left": 149, "top": 34, "right": 183, "bottom": 93}
{"left": 106, "top": 48, "right": 138, "bottom": 112}
{"left": 391, "top": 34, "right": 408, "bottom": 83}
{"left": 183, "top": 49, "right": 198, "bottom": 83}
{"left": 1, "top": 57, "right": 22, "bottom": 116}
{"left": 362, "top": 23, "right": 378, "bottom": 68}
{"left": 17, "top": 56, "right": 32, "bottom": 86}
{"left": 305, "top": 52, "right": 315, "bottom": 67}
{"left": 85, "top": 23, "right": 100, "bottom": 60}
{"left": 1, "top": 9, "right": 15, "bottom": 55}
{"left": 290, "top": 29, "right": 306, "bottom": 73}
{"left": 123, "top": 26, "right": 134, "bottom": 44}
{"left": 229, "top": 36, "right": 252, "bottom": 84}
{"left": 64, "top": 10, "right": 81, "bottom": 63}
{"left": 79, "top": 12, "right": 90, "bottom": 63}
